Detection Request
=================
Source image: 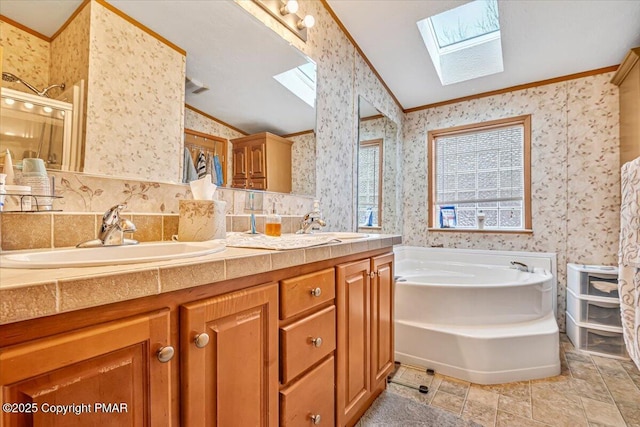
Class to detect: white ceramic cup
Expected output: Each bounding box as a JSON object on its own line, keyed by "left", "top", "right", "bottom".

{"left": 22, "top": 158, "right": 47, "bottom": 175}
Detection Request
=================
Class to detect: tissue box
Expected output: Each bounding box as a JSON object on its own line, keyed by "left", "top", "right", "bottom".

{"left": 177, "top": 200, "right": 226, "bottom": 241}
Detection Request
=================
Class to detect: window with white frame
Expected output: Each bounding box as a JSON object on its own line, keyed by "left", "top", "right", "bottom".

{"left": 428, "top": 115, "right": 531, "bottom": 231}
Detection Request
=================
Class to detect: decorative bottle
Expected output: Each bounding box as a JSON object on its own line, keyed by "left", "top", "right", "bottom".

{"left": 265, "top": 203, "right": 281, "bottom": 237}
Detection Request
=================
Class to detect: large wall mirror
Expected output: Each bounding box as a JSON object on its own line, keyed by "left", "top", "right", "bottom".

{"left": 0, "top": 0, "right": 316, "bottom": 196}
{"left": 357, "top": 96, "right": 400, "bottom": 234}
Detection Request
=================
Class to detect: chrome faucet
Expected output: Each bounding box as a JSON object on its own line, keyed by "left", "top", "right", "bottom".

{"left": 77, "top": 204, "right": 138, "bottom": 247}
{"left": 296, "top": 212, "right": 327, "bottom": 234}
{"left": 510, "top": 261, "right": 530, "bottom": 272}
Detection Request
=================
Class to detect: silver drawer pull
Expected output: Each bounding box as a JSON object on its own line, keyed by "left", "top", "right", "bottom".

{"left": 310, "top": 337, "right": 323, "bottom": 348}
{"left": 310, "top": 287, "right": 322, "bottom": 297}
{"left": 194, "top": 332, "right": 210, "bottom": 348}
{"left": 157, "top": 346, "right": 175, "bottom": 363}
{"left": 310, "top": 414, "right": 321, "bottom": 424}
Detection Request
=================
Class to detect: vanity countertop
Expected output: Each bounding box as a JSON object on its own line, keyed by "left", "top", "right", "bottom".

{"left": 0, "top": 234, "right": 401, "bottom": 325}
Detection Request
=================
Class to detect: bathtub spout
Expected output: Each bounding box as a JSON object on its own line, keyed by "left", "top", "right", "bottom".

{"left": 510, "top": 261, "right": 530, "bottom": 272}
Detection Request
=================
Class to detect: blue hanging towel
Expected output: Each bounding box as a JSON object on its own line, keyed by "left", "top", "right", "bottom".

{"left": 213, "top": 155, "right": 224, "bottom": 186}
{"left": 196, "top": 150, "right": 207, "bottom": 178}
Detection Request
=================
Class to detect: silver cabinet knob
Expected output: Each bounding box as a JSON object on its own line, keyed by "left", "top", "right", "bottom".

{"left": 194, "top": 333, "right": 210, "bottom": 348}
{"left": 310, "top": 337, "right": 323, "bottom": 348}
{"left": 369, "top": 271, "right": 376, "bottom": 278}
{"left": 310, "top": 414, "right": 321, "bottom": 424}
{"left": 157, "top": 346, "right": 175, "bottom": 363}
{"left": 310, "top": 287, "right": 322, "bottom": 297}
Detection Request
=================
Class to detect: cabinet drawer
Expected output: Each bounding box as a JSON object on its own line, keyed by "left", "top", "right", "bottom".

{"left": 281, "top": 306, "right": 336, "bottom": 383}
{"left": 280, "top": 356, "right": 335, "bottom": 427}
{"left": 280, "top": 268, "right": 335, "bottom": 319}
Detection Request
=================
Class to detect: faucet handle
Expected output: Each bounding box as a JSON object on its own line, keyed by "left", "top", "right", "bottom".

{"left": 101, "top": 204, "right": 128, "bottom": 234}
{"left": 102, "top": 204, "right": 126, "bottom": 221}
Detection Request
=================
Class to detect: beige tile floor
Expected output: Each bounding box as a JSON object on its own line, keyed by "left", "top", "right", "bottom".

{"left": 387, "top": 334, "right": 640, "bottom": 427}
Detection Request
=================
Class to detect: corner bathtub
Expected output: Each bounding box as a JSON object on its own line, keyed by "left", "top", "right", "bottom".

{"left": 394, "top": 246, "right": 560, "bottom": 384}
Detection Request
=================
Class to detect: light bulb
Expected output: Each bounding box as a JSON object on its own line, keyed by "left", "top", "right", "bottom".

{"left": 280, "top": 0, "right": 298, "bottom": 15}
{"left": 297, "top": 14, "right": 315, "bottom": 30}
{"left": 24, "top": 102, "right": 34, "bottom": 109}
{"left": 4, "top": 98, "right": 15, "bottom": 105}
{"left": 43, "top": 106, "right": 53, "bottom": 113}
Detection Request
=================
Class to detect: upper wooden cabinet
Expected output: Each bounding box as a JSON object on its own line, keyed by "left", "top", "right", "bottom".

{"left": 230, "top": 132, "right": 292, "bottom": 193}
{"left": 612, "top": 48, "right": 640, "bottom": 166}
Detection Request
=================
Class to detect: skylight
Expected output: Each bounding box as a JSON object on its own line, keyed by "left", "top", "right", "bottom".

{"left": 417, "top": 0, "right": 503, "bottom": 86}
{"left": 273, "top": 61, "right": 317, "bottom": 108}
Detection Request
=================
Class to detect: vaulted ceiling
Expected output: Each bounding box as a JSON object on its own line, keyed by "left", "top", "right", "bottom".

{"left": 326, "top": 0, "right": 640, "bottom": 109}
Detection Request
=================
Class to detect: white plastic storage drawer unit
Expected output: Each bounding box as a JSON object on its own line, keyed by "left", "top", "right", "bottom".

{"left": 565, "top": 263, "right": 627, "bottom": 359}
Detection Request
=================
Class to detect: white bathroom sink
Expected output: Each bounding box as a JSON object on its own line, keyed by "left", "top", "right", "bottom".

{"left": 321, "top": 232, "right": 369, "bottom": 240}
{"left": 0, "top": 240, "right": 226, "bottom": 269}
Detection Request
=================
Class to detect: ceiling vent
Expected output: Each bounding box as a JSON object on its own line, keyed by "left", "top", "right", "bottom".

{"left": 185, "top": 77, "right": 209, "bottom": 94}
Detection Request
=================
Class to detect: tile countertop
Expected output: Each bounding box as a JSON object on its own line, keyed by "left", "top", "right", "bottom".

{"left": 0, "top": 234, "right": 402, "bottom": 325}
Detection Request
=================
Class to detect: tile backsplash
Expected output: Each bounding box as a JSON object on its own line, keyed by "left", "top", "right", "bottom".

{"left": 0, "top": 170, "right": 312, "bottom": 251}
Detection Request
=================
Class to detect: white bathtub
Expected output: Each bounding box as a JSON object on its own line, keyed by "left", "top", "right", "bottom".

{"left": 394, "top": 246, "right": 560, "bottom": 385}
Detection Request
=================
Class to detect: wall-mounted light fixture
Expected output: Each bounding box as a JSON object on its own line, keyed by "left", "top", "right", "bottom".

{"left": 252, "top": 0, "right": 315, "bottom": 42}
{"left": 280, "top": 0, "right": 298, "bottom": 15}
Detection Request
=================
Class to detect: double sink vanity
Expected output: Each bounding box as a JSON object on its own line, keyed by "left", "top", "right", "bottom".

{"left": 0, "top": 232, "right": 400, "bottom": 426}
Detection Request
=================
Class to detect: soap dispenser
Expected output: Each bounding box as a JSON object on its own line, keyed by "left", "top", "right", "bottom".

{"left": 265, "top": 203, "right": 281, "bottom": 237}
{"left": 309, "top": 199, "right": 323, "bottom": 232}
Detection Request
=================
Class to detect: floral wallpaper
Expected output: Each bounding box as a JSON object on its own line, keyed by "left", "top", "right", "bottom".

{"left": 288, "top": 132, "right": 316, "bottom": 196}
{"left": 49, "top": 1, "right": 91, "bottom": 131}
{"left": 402, "top": 73, "right": 620, "bottom": 330}
{"left": 566, "top": 73, "right": 620, "bottom": 265}
{"left": 0, "top": 20, "right": 50, "bottom": 93}
{"left": 83, "top": 1, "right": 186, "bottom": 183}
{"left": 45, "top": 170, "right": 312, "bottom": 215}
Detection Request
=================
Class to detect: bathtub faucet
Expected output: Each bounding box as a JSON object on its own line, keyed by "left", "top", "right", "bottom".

{"left": 510, "top": 261, "right": 531, "bottom": 272}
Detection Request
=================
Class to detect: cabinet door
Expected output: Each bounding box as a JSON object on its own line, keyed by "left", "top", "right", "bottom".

{"left": 249, "top": 142, "right": 266, "bottom": 179}
{"left": 0, "top": 310, "right": 172, "bottom": 427}
{"left": 180, "top": 283, "right": 278, "bottom": 427}
{"left": 232, "top": 144, "right": 248, "bottom": 181}
{"left": 371, "top": 253, "right": 394, "bottom": 387}
{"left": 336, "top": 259, "right": 371, "bottom": 427}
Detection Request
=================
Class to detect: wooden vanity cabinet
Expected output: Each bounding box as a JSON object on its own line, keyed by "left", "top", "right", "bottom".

{"left": 180, "top": 283, "right": 279, "bottom": 427}
{"left": 0, "top": 309, "right": 172, "bottom": 427}
{"left": 231, "top": 132, "right": 292, "bottom": 192}
{"left": 0, "top": 249, "right": 396, "bottom": 427}
{"left": 336, "top": 253, "right": 394, "bottom": 427}
{"left": 612, "top": 47, "right": 640, "bottom": 165}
